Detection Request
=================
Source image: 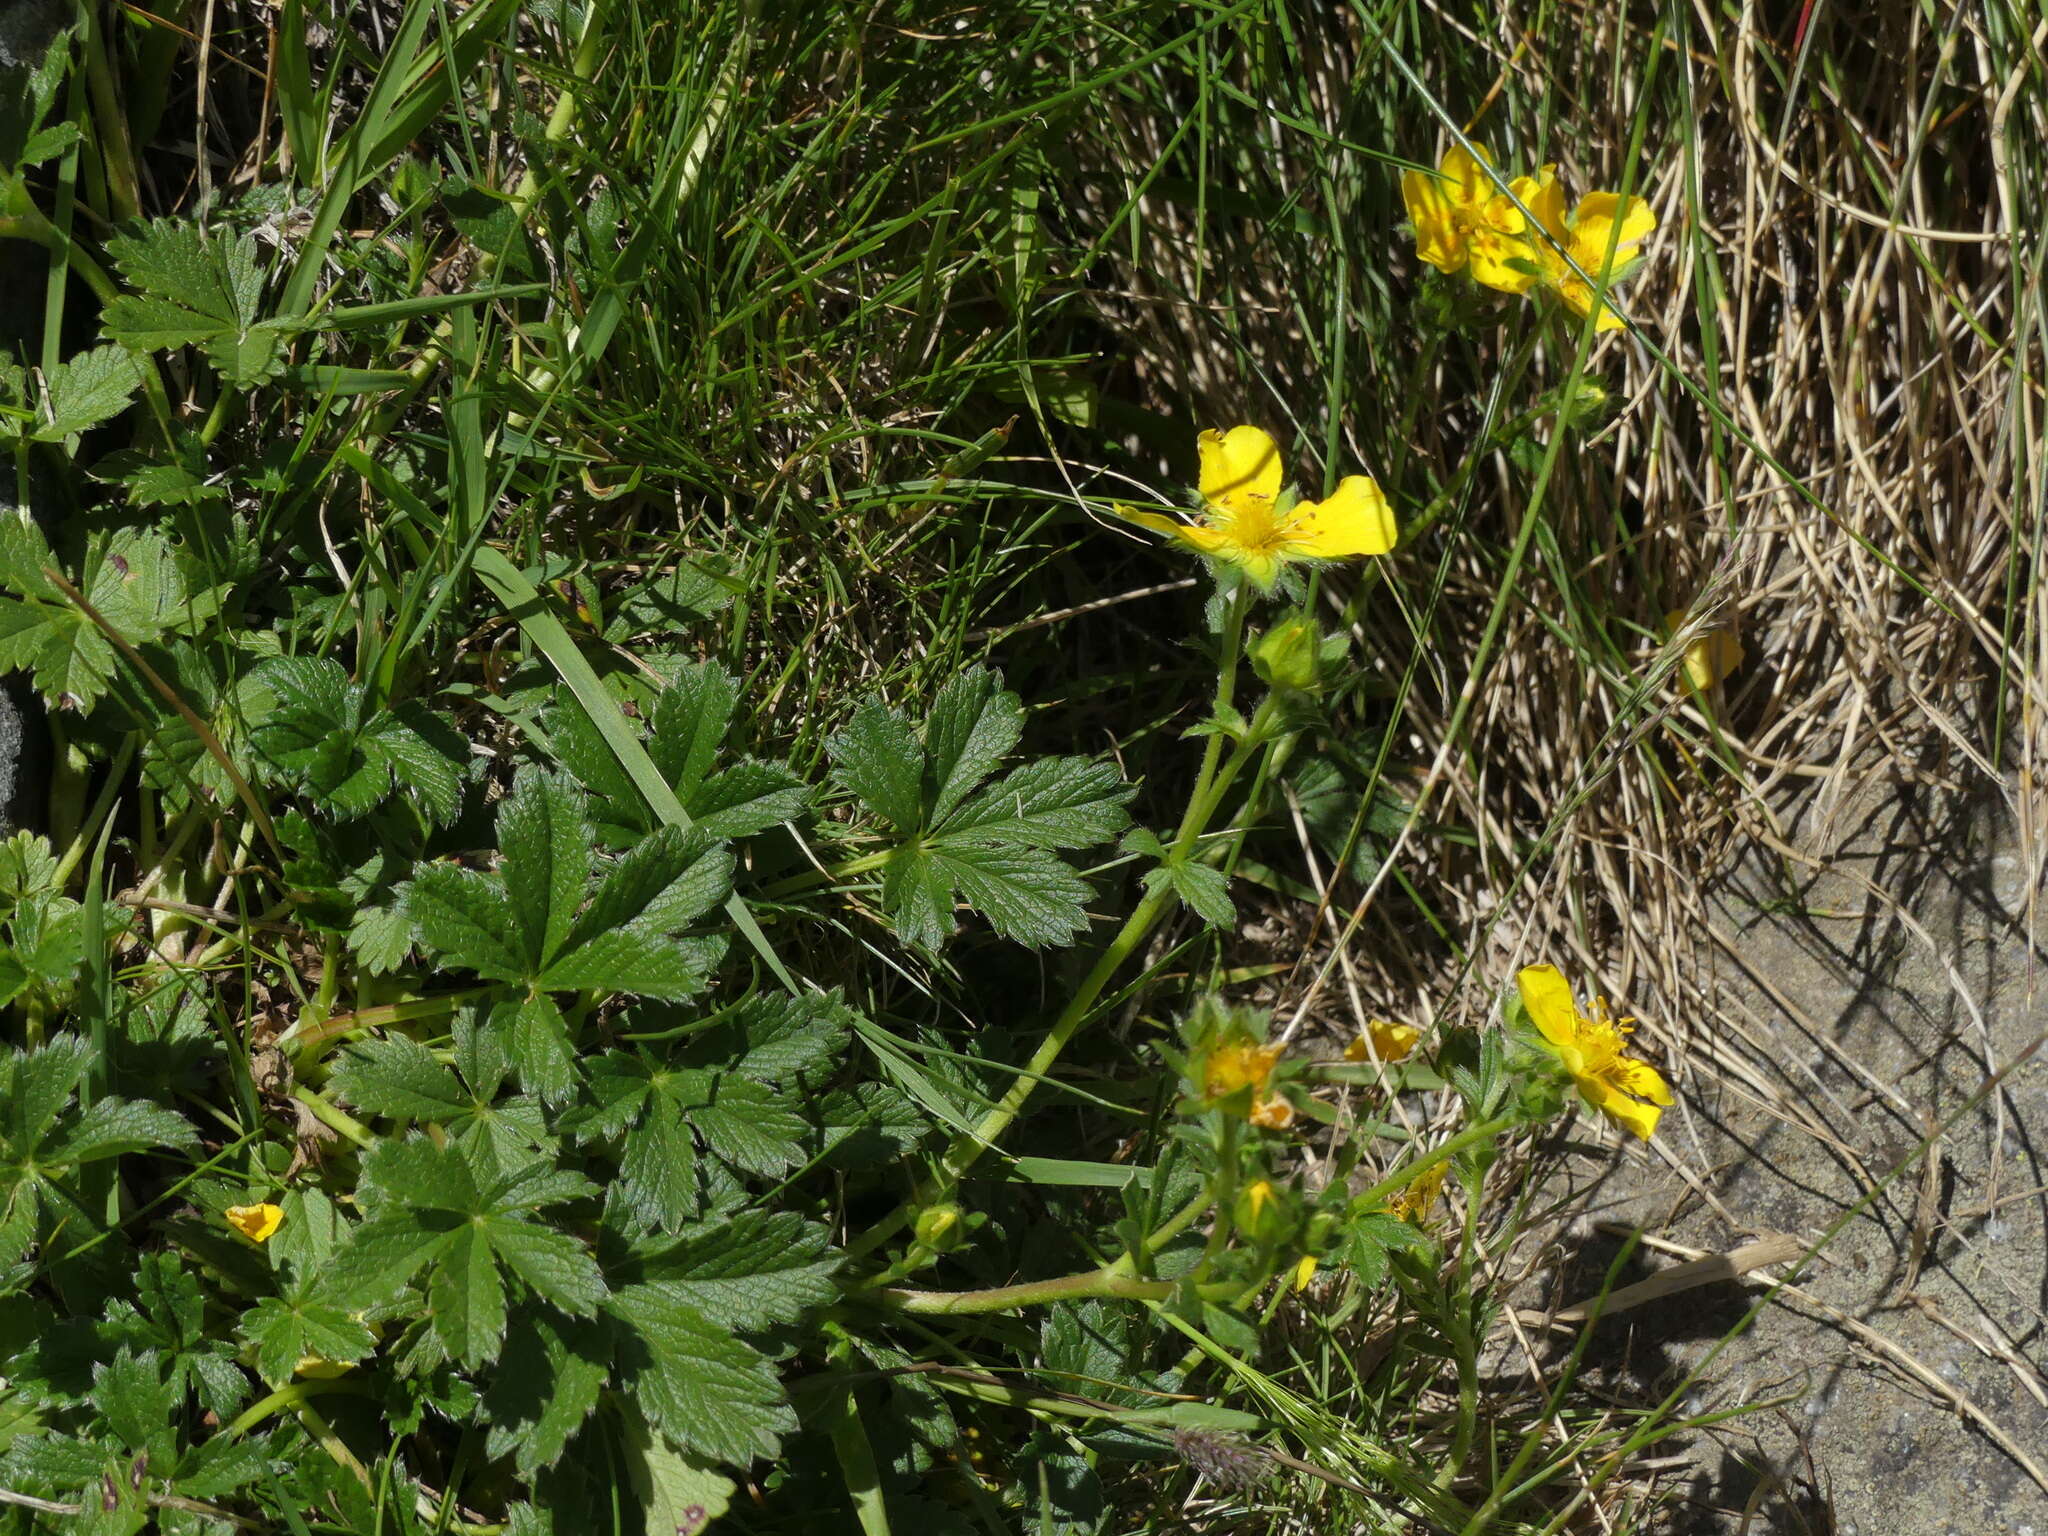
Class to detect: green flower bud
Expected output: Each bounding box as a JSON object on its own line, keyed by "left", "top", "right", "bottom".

{"left": 1231, "top": 1178, "right": 1294, "bottom": 1245}
{"left": 914, "top": 1203, "right": 967, "bottom": 1252}
{"left": 1251, "top": 616, "right": 1321, "bottom": 692}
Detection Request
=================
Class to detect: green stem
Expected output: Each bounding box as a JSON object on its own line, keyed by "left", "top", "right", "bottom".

{"left": 1105, "top": 1184, "right": 1214, "bottom": 1278}
{"left": 290, "top": 1085, "right": 376, "bottom": 1149}
{"left": 1438, "top": 1166, "right": 1487, "bottom": 1488}
{"left": 0, "top": 208, "right": 117, "bottom": 305}
{"left": 1191, "top": 1117, "right": 1241, "bottom": 1282}
{"left": 881, "top": 1267, "right": 1245, "bottom": 1317}
{"left": 759, "top": 846, "right": 892, "bottom": 901}
{"left": 1352, "top": 1116, "right": 1512, "bottom": 1214}
{"left": 52, "top": 733, "right": 137, "bottom": 888}
{"left": 78, "top": 4, "right": 141, "bottom": 223}
{"left": 849, "top": 593, "right": 1264, "bottom": 1272}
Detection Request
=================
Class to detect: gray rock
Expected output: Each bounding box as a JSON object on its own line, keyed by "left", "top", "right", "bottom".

{"left": 0, "top": 0, "right": 67, "bottom": 72}
{"left": 1529, "top": 780, "right": 2048, "bottom": 1533}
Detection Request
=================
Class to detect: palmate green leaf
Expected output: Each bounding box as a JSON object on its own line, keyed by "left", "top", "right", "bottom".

{"left": 639, "top": 1213, "right": 839, "bottom": 1329}
{"left": 607, "top": 1286, "right": 795, "bottom": 1465}
{"left": 884, "top": 841, "right": 1096, "bottom": 949}
{"left": 329, "top": 1035, "right": 463, "bottom": 1120}
{"left": 648, "top": 660, "right": 736, "bottom": 801}
{"left": 0, "top": 527, "right": 194, "bottom": 711}
{"left": 432, "top": 1227, "right": 508, "bottom": 1370}
{"left": 103, "top": 225, "right": 283, "bottom": 384}
{"left": 239, "top": 1293, "right": 378, "bottom": 1388}
{"left": 105, "top": 222, "right": 243, "bottom": 326}
{"left": 21, "top": 345, "right": 145, "bottom": 443}
{"left": 483, "top": 1311, "right": 610, "bottom": 1474}
{"left": 920, "top": 666, "right": 1023, "bottom": 823}
{"left": 249, "top": 656, "right": 466, "bottom": 823}
{"left": 498, "top": 769, "right": 592, "bottom": 969}
{"left": 827, "top": 701, "right": 923, "bottom": 831}
{"left": 1128, "top": 826, "right": 1235, "bottom": 928}
{"left": 325, "top": 1139, "right": 607, "bottom": 1366}
{"left": 1336, "top": 1211, "right": 1434, "bottom": 1290}
{"left": 936, "top": 755, "right": 1133, "bottom": 848}
{"left": 831, "top": 666, "right": 1130, "bottom": 951}
{"left": 616, "top": 1092, "right": 697, "bottom": 1229}
{"left": 539, "top": 928, "right": 709, "bottom": 1000}
{"left": 407, "top": 865, "right": 533, "bottom": 981}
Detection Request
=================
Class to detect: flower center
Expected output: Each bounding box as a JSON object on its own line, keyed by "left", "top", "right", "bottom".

{"left": 1573, "top": 997, "right": 1636, "bottom": 1075}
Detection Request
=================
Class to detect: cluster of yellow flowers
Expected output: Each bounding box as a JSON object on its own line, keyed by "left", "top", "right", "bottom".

{"left": 1204, "top": 965, "right": 1669, "bottom": 1143}
{"left": 1402, "top": 144, "right": 1657, "bottom": 333}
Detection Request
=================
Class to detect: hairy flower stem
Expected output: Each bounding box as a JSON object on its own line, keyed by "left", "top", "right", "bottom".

{"left": 850, "top": 590, "right": 1270, "bottom": 1274}
{"left": 1439, "top": 1169, "right": 1488, "bottom": 1489}
{"left": 879, "top": 1267, "right": 1245, "bottom": 1316}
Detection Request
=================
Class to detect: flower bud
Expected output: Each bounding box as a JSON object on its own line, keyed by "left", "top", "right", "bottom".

{"left": 914, "top": 1203, "right": 967, "bottom": 1252}
{"left": 1250, "top": 616, "right": 1322, "bottom": 692}
{"left": 1232, "top": 1178, "right": 1293, "bottom": 1245}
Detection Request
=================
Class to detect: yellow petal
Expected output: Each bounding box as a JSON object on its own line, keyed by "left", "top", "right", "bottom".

{"left": 1523, "top": 165, "right": 1569, "bottom": 243}
{"left": 1198, "top": 426, "right": 1283, "bottom": 520}
{"left": 1439, "top": 143, "right": 1493, "bottom": 202}
{"left": 1468, "top": 231, "right": 1541, "bottom": 295}
{"left": 1115, "top": 505, "right": 1192, "bottom": 540}
{"left": 1292, "top": 1255, "right": 1319, "bottom": 1292}
{"left": 1585, "top": 1080, "right": 1664, "bottom": 1140}
{"left": 1571, "top": 191, "right": 1657, "bottom": 264}
{"left": 1608, "top": 1055, "right": 1674, "bottom": 1107}
{"left": 1515, "top": 964, "right": 1581, "bottom": 1051}
{"left": 1686, "top": 631, "right": 1744, "bottom": 691}
{"left": 1249, "top": 1092, "right": 1296, "bottom": 1130}
{"left": 1348, "top": 1019, "right": 1421, "bottom": 1062}
{"left": 226, "top": 1203, "right": 284, "bottom": 1243}
{"left": 1402, "top": 169, "right": 1466, "bottom": 273}
{"left": 1290, "top": 476, "right": 1396, "bottom": 557}
{"left": 1664, "top": 611, "right": 1745, "bottom": 691}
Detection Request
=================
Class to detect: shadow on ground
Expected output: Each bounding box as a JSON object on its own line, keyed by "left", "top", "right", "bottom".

{"left": 1515, "top": 775, "right": 2048, "bottom": 1535}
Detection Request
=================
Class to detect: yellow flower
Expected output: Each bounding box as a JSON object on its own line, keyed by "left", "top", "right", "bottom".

{"left": 226, "top": 1203, "right": 284, "bottom": 1243}
{"left": 1120, "top": 426, "right": 1396, "bottom": 590}
{"left": 1516, "top": 964, "right": 1672, "bottom": 1140}
{"left": 1526, "top": 172, "right": 1658, "bottom": 333}
{"left": 1663, "top": 610, "right": 1744, "bottom": 692}
{"left": 1291, "top": 1254, "right": 1319, "bottom": 1291}
{"left": 1401, "top": 144, "right": 1547, "bottom": 295}
{"left": 1345, "top": 1019, "right": 1421, "bottom": 1064}
{"left": 1386, "top": 1162, "right": 1447, "bottom": 1225}
{"left": 1202, "top": 1036, "right": 1295, "bottom": 1130}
